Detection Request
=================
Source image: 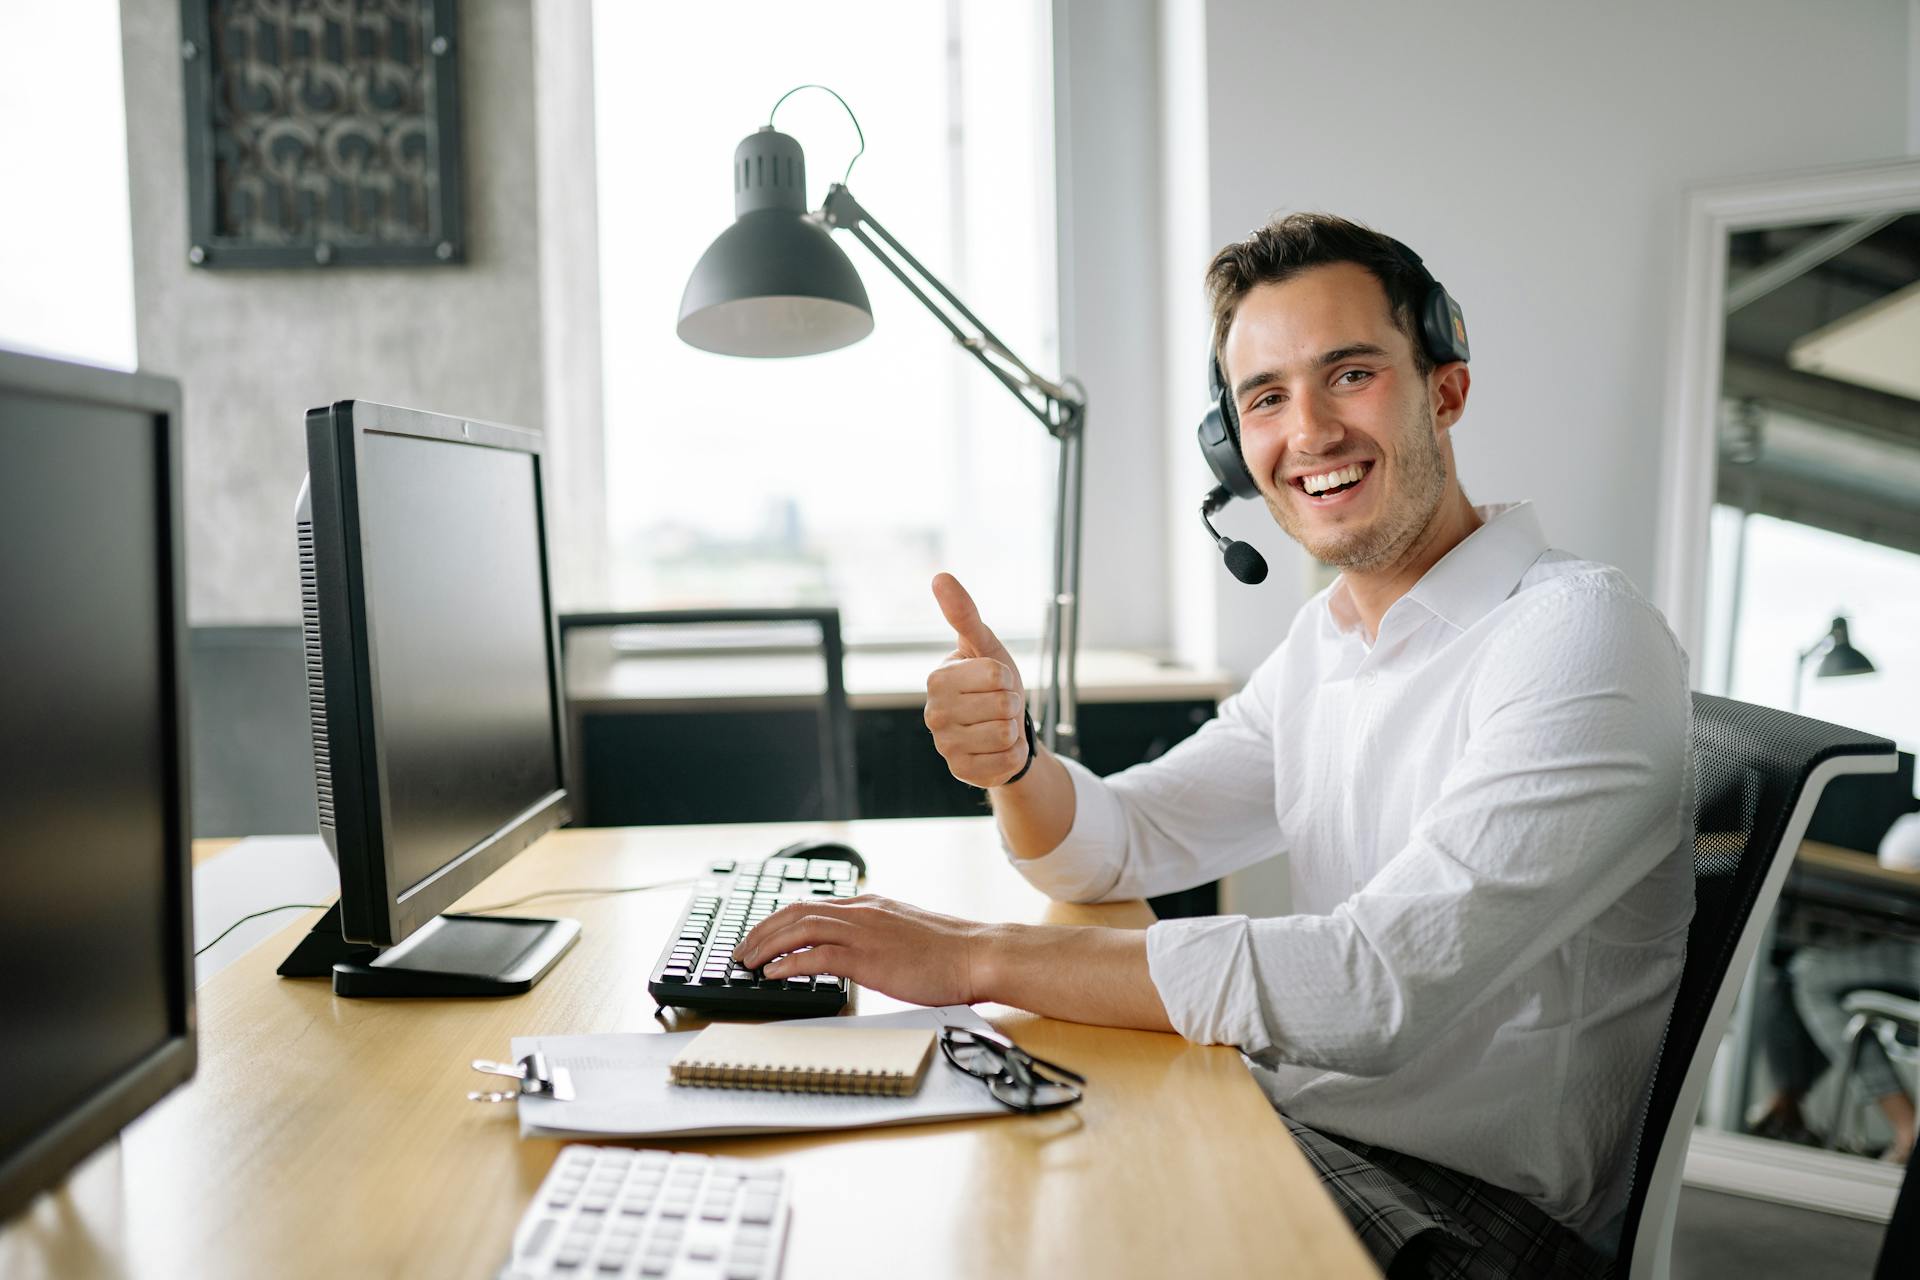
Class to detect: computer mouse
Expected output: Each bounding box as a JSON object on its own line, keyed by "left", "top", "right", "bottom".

{"left": 770, "top": 839, "right": 866, "bottom": 879}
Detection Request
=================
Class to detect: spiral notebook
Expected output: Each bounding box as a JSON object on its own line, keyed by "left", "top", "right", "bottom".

{"left": 669, "top": 1024, "right": 936, "bottom": 1097}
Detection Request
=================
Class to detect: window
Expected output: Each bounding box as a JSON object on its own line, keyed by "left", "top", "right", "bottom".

{"left": 0, "top": 1, "right": 136, "bottom": 370}
{"left": 592, "top": 0, "right": 1058, "bottom": 643}
{"left": 1706, "top": 506, "right": 1920, "bottom": 751}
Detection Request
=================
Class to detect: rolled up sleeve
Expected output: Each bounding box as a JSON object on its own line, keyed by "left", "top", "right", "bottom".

{"left": 1001, "top": 651, "right": 1289, "bottom": 904}
{"left": 1000, "top": 755, "right": 1132, "bottom": 902}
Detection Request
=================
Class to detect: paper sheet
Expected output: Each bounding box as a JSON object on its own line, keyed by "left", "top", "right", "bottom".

{"left": 511, "top": 1005, "right": 1009, "bottom": 1140}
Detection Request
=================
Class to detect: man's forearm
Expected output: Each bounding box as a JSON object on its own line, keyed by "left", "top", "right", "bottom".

{"left": 975, "top": 921, "right": 1175, "bottom": 1033}
{"left": 988, "top": 747, "right": 1077, "bottom": 859}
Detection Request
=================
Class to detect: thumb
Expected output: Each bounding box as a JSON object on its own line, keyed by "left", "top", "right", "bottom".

{"left": 932, "top": 573, "right": 1009, "bottom": 661}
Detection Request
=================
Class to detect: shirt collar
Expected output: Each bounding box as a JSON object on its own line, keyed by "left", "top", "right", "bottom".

{"left": 1324, "top": 501, "right": 1547, "bottom": 637}
{"left": 1404, "top": 501, "right": 1548, "bottom": 632}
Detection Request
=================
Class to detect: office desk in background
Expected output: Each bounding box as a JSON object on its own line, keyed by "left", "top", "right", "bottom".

{"left": 1787, "top": 840, "right": 1920, "bottom": 938}
{"left": 565, "top": 646, "right": 1235, "bottom": 827}
{"left": 2, "top": 819, "right": 1374, "bottom": 1280}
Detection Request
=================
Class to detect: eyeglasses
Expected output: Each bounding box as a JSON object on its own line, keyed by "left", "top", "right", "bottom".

{"left": 939, "top": 1026, "right": 1086, "bottom": 1114}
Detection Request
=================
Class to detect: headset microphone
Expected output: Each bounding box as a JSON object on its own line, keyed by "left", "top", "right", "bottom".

{"left": 1201, "top": 485, "right": 1268, "bottom": 584}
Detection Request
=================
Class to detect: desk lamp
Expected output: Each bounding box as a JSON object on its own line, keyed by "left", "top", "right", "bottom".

{"left": 1791, "top": 615, "right": 1876, "bottom": 713}
{"left": 677, "top": 87, "right": 1087, "bottom": 757}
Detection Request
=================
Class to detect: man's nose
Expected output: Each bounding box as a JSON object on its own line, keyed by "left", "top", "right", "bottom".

{"left": 1287, "top": 389, "right": 1346, "bottom": 455}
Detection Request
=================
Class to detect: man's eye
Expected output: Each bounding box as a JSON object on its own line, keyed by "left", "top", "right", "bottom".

{"left": 1250, "top": 391, "right": 1284, "bottom": 411}
{"left": 1337, "top": 369, "right": 1373, "bottom": 385}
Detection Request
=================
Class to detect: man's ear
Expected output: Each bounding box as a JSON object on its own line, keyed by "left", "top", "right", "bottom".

{"left": 1430, "top": 362, "right": 1471, "bottom": 433}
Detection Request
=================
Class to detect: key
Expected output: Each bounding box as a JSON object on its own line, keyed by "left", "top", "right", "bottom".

{"left": 520, "top": 1216, "right": 560, "bottom": 1257}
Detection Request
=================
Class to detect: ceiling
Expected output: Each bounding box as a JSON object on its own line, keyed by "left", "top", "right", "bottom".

{"left": 1717, "top": 211, "right": 1920, "bottom": 549}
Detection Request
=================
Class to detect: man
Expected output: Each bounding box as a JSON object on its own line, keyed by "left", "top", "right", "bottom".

{"left": 735, "top": 213, "right": 1693, "bottom": 1278}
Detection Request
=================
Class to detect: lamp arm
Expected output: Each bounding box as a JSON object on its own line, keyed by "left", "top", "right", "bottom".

{"left": 820, "top": 182, "right": 1084, "bottom": 756}
{"left": 822, "top": 184, "right": 1085, "bottom": 439}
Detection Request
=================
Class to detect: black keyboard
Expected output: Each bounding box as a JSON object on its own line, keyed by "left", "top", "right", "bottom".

{"left": 647, "top": 856, "right": 861, "bottom": 1017}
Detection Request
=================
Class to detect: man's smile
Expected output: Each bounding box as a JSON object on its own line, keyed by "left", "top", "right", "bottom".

{"left": 1287, "top": 459, "right": 1376, "bottom": 506}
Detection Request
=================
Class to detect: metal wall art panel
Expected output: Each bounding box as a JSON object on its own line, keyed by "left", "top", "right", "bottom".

{"left": 179, "top": 0, "right": 464, "bottom": 269}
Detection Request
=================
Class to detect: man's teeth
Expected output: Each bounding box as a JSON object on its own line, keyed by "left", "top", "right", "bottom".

{"left": 1300, "top": 463, "right": 1367, "bottom": 495}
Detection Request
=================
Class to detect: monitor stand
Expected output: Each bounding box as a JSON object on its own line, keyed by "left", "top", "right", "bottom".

{"left": 277, "top": 903, "right": 580, "bottom": 997}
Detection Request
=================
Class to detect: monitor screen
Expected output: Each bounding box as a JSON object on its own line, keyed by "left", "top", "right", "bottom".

{"left": 298, "top": 400, "right": 570, "bottom": 954}
{"left": 357, "top": 430, "right": 561, "bottom": 899}
{"left": 0, "top": 354, "right": 192, "bottom": 1222}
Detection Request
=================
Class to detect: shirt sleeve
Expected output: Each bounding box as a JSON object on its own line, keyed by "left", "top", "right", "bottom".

{"left": 1004, "top": 645, "right": 1289, "bottom": 904}
{"left": 1146, "top": 581, "right": 1692, "bottom": 1075}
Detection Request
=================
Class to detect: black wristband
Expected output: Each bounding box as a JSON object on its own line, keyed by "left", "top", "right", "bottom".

{"left": 996, "top": 710, "right": 1039, "bottom": 788}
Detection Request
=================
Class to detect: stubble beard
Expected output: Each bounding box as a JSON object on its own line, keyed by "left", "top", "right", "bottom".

{"left": 1261, "top": 400, "right": 1450, "bottom": 573}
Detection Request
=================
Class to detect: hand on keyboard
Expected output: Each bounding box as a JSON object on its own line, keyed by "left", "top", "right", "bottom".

{"left": 731, "top": 894, "right": 993, "bottom": 1010}
{"left": 649, "top": 858, "right": 860, "bottom": 1016}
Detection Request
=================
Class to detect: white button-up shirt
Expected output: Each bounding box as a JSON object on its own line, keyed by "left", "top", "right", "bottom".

{"left": 1011, "top": 502, "right": 1693, "bottom": 1239}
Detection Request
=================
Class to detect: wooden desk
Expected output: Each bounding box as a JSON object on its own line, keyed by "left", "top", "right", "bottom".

{"left": 565, "top": 645, "right": 1236, "bottom": 714}
{"left": 1798, "top": 840, "right": 1920, "bottom": 892}
{"left": 8, "top": 819, "right": 1373, "bottom": 1279}
{"left": 1789, "top": 840, "right": 1920, "bottom": 938}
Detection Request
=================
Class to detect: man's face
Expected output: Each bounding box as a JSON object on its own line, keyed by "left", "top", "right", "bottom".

{"left": 1222, "top": 263, "right": 1458, "bottom": 573}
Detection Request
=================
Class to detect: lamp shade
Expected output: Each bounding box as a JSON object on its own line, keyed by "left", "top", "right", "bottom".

{"left": 677, "top": 127, "right": 873, "bottom": 358}
{"left": 1814, "top": 616, "right": 1876, "bottom": 679}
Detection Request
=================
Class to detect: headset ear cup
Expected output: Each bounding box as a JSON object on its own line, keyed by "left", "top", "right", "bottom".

{"left": 1197, "top": 402, "right": 1263, "bottom": 501}
{"left": 1200, "top": 352, "right": 1263, "bottom": 501}
{"left": 1423, "top": 286, "right": 1470, "bottom": 365}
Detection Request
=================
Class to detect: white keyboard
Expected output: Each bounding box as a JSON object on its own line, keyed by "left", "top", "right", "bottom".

{"left": 501, "top": 1145, "right": 791, "bottom": 1279}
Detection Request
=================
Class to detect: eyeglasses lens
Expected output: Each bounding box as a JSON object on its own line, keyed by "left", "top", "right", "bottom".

{"left": 943, "top": 1031, "right": 1082, "bottom": 1112}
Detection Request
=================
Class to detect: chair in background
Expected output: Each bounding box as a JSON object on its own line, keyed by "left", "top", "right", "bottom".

{"left": 188, "top": 625, "right": 319, "bottom": 837}
{"left": 557, "top": 609, "right": 858, "bottom": 826}
{"left": 1829, "top": 989, "right": 1920, "bottom": 1153}
{"left": 1614, "top": 694, "right": 1896, "bottom": 1279}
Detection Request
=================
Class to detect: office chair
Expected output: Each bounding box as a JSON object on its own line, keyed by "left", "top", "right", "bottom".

{"left": 557, "top": 609, "right": 859, "bottom": 825}
{"left": 1828, "top": 989, "right": 1920, "bottom": 1153}
{"left": 1614, "top": 694, "right": 1896, "bottom": 1280}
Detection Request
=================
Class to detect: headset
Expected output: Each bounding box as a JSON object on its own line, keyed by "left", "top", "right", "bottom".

{"left": 1197, "top": 236, "right": 1470, "bottom": 584}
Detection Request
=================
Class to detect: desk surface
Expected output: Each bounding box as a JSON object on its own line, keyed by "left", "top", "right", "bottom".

{"left": 11, "top": 819, "right": 1372, "bottom": 1279}
{"left": 1798, "top": 839, "right": 1920, "bottom": 892}
{"left": 566, "top": 646, "right": 1236, "bottom": 712}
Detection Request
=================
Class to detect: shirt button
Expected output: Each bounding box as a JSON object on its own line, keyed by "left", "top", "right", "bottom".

{"left": 1359, "top": 672, "right": 1377, "bottom": 689}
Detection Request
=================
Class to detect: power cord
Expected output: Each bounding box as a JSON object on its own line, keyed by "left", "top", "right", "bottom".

{"left": 192, "top": 879, "right": 698, "bottom": 958}
{"left": 767, "top": 83, "right": 866, "bottom": 185}
{"left": 194, "top": 904, "right": 327, "bottom": 957}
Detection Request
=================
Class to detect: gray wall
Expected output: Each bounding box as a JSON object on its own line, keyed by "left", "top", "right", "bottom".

{"left": 119, "top": 0, "right": 593, "bottom": 624}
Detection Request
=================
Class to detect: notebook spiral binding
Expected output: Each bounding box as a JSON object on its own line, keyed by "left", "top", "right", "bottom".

{"left": 668, "top": 1060, "right": 918, "bottom": 1096}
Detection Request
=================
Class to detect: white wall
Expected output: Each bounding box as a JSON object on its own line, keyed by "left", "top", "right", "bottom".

{"left": 1196, "top": 0, "right": 1914, "bottom": 679}
{"left": 1052, "top": 0, "right": 1171, "bottom": 654}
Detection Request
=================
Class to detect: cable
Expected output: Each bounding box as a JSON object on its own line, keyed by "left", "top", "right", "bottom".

{"left": 767, "top": 83, "right": 866, "bottom": 186}
{"left": 459, "top": 878, "right": 696, "bottom": 915}
{"left": 194, "top": 904, "right": 326, "bottom": 957}
{"left": 192, "top": 880, "right": 696, "bottom": 957}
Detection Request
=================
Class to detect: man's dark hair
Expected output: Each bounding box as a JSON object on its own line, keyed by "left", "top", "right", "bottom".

{"left": 1205, "top": 213, "right": 1436, "bottom": 379}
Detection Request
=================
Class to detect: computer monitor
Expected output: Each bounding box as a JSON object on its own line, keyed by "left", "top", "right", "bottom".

{"left": 0, "top": 349, "right": 195, "bottom": 1224}
{"left": 277, "top": 399, "right": 577, "bottom": 997}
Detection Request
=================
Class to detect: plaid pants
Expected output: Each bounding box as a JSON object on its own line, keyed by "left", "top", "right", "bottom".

{"left": 1284, "top": 1114, "right": 1615, "bottom": 1280}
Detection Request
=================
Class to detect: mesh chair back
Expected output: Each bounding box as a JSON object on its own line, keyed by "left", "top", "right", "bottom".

{"left": 1614, "top": 693, "right": 1893, "bottom": 1274}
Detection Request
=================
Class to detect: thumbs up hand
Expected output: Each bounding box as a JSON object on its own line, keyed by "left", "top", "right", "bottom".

{"left": 925, "top": 573, "right": 1033, "bottom": 788}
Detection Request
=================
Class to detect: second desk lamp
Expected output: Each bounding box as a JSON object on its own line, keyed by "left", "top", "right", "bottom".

{"left": 1791, "top": 615, "right": 1876, "bottom": 713}
{"left": 676, "top": 87, "right": 1087, "bottom": 758}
